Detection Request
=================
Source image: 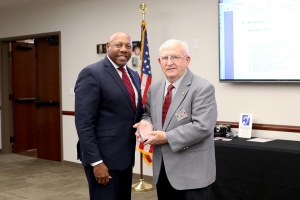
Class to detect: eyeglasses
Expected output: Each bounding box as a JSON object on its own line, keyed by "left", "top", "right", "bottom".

{"left": 159, "top": 55, "right": 187, "bottom": 63}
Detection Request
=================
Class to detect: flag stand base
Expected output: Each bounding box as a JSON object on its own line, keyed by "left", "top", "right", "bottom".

{"left": 132, "top": 179, "right": 154, "bottom": 192}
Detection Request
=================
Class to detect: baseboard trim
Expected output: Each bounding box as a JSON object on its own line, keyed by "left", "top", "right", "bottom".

{"left": 63, "top": 160, "right": 83, "bottom": 168}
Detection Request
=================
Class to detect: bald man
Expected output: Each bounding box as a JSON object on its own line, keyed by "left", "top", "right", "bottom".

{"left": 75, "top": 32, "right": 143, "bottom": 200}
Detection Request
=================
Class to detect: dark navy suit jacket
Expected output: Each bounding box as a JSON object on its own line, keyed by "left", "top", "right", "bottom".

{"left": 75, "top": 56, "right": 143, "bottom": 170}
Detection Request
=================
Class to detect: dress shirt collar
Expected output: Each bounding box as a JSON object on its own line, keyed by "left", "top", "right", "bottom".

{"left": 107, "top": 55, "right": 128, "bottom": 70}
{"left": 165, "top": 69, "right": 188, "bottom": 91}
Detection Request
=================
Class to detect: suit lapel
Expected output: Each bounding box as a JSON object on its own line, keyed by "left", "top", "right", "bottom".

{"left": 127, "top": 67, "right": 141, "bottom": 99}
{"left": 127, "top": 67, "right": 143, "bottom": 116}
{"left": 156, "top": 80, "right": 165, "bottom": 130}
{"left": 104, "top": 58, "right": 135, "bottom": 111}
{"left": 163, "top": 69, "right": 192, "bottom": 130}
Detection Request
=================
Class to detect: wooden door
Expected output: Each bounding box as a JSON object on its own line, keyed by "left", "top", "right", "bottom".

{"left": 12, "top": 37, "right": 61, "bottom": 162}
{"left": 35, "top": 37, "right": 61, "bottom": 161}
{"left": 12, "top": 42, "right": 37, "bottom": 152}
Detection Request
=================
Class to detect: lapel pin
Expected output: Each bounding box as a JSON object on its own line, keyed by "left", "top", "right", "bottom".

{"left": 181, "top": 92, "right": 185, "bottom": 96}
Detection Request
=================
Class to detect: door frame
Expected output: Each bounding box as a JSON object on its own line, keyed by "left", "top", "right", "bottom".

{"left": 0, "top": 32, "right": 62, "bottom": 161}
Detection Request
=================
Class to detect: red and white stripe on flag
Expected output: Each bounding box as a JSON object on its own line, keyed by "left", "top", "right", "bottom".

{"left": 137, "top": 20, "right": 153, "bottom": 165}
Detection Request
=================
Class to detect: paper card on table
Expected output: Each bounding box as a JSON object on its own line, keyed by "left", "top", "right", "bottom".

{"left": 247, "top": 138, "right": 275, "bottom": 143}
{"left": 238, "top": 113, "right": 253, "bottom": 138}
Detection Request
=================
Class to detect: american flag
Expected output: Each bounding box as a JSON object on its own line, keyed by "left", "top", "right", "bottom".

{"left": 140, "top": 21, "right": 152, "bottom": 107}
{"left": 138, "top": 20, "right": 153, "bottom": 165}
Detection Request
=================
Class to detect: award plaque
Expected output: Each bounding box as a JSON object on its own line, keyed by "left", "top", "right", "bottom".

{"left": 137, "top": 120, "right": 153, "bottom": 142}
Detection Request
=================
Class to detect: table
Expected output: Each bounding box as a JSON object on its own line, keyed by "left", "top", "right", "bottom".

{"left": 212, "top": 138, "right": 300, "bottom": 200}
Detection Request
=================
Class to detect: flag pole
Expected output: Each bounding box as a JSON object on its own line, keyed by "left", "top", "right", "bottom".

{"left": 132, "top": 2, "right": 154, "bottom": 192}
{"left": 132, "top": 152, "right": 153, "bottom": 192}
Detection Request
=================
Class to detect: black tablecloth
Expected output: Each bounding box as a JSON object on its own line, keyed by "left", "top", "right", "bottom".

{"left": 212, "top": 138, "right": 300, "bottom": 200}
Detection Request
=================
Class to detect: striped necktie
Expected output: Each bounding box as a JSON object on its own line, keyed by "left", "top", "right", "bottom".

{"left": 162, "top": 84, "right": 174, "bottom": 125}
{"left": 118, "top": 67, "right": 136, "bottom": 111}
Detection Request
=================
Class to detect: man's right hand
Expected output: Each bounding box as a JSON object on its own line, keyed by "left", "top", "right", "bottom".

{"left": 93, "top": 162, "right": 112, "bottom": 185}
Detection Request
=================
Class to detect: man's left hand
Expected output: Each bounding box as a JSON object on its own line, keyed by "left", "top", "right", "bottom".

{"left": 144, "top": 131, "right": 168, "bottom": 145}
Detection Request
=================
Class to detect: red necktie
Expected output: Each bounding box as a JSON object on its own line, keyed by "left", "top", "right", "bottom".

{"left": 162, "top": 84, "right": 174, "bottom": 125}
{"left": 118, "top": 67, "right": 136, "bottom": 111}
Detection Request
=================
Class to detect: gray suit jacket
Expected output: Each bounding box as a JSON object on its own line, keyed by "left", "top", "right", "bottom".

{"left": 143, "top": 69, "right": 217, "bottom": 190}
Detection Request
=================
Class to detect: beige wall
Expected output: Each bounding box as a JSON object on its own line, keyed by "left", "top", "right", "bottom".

{"left": 0, "top": 0, "right": 299, "bottom": 176}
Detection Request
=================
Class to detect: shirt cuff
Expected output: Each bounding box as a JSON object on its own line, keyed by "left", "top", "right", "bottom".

{"left": 90, "top": 160, "right": 103, "bottom": 166}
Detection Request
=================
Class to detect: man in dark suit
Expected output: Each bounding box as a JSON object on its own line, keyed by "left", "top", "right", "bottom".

{"left": 136, "top": 39, "right": 218, "bottom": 200}
{"left": 75, "top": 32, "right": 143, "bottom": 200}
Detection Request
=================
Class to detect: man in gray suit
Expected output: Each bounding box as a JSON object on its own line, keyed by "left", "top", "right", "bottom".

{"left": 136, "top": 39, "right": 217, "bottom": 200}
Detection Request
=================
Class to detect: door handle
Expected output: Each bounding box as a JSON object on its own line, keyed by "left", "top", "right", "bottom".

{"left": 16, "top": 98, "right": 36, "bottom": 102}
{"left": 15, "top": 97, "right": 59, "bottom": 108}
{"left": 35, "top": 100, "right": 60, "bottom": 108}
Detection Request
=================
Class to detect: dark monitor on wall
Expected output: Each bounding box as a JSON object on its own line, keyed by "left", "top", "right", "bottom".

{"left": 219, "top": 0, "right": 300, "bottom": 82}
